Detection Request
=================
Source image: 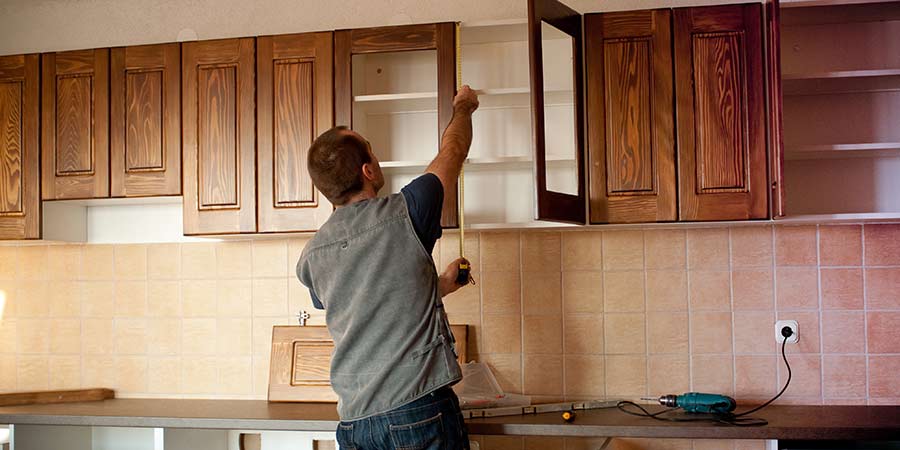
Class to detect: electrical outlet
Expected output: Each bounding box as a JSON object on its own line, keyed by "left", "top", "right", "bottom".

{"left": 775, "top": 320, "right": 799, "bottom": 344}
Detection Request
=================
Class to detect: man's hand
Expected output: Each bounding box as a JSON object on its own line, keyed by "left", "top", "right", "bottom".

{"left": 453, "top": 85, "right": 479, "bottom": 115}
{"left": 439, "top": 257, "right": 471, "bottom": 297}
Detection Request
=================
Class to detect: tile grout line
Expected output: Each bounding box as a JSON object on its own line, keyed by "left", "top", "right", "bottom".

{"left": 771, "top": 225, "right": 780, "bottom": 397}
{"left": 861, "top": 225, "right": 870, "bottom": 404}
{"left": 686, "top": 229, "right": 694, "bottom": 393}
{"left": 728, "top": 227, "right": 737, "bottom": 398}
{"left": 642, "top": 229, "right": 649, "bottom": 400}
{"left": 816, "top": 225, "right": 825, "bottom": 404}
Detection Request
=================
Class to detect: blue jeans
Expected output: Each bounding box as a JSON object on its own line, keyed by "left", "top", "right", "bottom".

{"left": 336, "top": 387, "right": 470, "bottom": 450}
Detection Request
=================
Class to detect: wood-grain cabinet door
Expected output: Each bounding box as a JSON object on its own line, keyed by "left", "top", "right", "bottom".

{"left": 182, "top": 38, "right": 256, "bottom": 235}
{"left": 586, "top": 9, "right": 676, "bottom": 224}
{"left": 335, "top": 23, "right": 458, "bottom": 228}
{"left": 0, "top": 54, "right": 40, "bottom": 239}
{"left": 674, "top": 4, "right": 768, "bottom": 221}
{"left": 110, "top": 43, "right": 181, "bottom": 197}
{"left": 257, "top": 32, "right": 334, "bottom": 233}
{"left": 42, "top": 49, "right": 110, "bottom": 200}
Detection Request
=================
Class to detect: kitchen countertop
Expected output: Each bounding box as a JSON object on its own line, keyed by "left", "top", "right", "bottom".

{"left": 1, "top": 400, "right": 898, "bottom": 441}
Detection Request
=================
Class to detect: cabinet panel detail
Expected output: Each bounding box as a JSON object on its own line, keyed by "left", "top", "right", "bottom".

{"left": 603, "top": 37, "right": 654, "bottom": 195}
{"left": 55, "top": 74, "right": 94, "bottom": 176}
{"left": 42, "top": 49, "right": 109, "bottom": 200}
{"left": 257, "top": 32, "right": 333, "bottom": 233}
{"left": 125, "top": 69, "right": 164, "bottom": 172}
{"left": 586, "top": 9, "right": 676, "bottom": 224}
{"left": 674, "top": 4, "right": 767, "bottom": 221}
{"left": 273, "top": 59, "right": 315, "bottom": 207}
{"left": 692, "top": 31, "right": 748, "bottom": 193}
{"left": 0, "top": 54, "right": 40, "bottom": 238}
{"left": 182, "top": 37, "right": 255, "bottom": 234}
{"left": 0, "top": 81, "right": 23, "bottom": 216}
{"left": 197, "top": 65, "right": 239, "bottom": 210}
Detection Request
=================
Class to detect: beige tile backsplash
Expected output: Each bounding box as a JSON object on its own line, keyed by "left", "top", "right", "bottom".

{"left": 0, "top": 223, "right": 899, "bottom": 408}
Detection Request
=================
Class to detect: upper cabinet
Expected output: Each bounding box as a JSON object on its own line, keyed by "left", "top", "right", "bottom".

{"left": 674, "top": 4, "right": 768, "bottom": 221}
{"left": 0, "top": 54, "right": 40, "bottom": 239}
{"left": 334, "top": 23, "right": 458, "bottom": 228}
{"left": 536, "top": 0, "right": 774, "bottom": 223}
{"left": 42, "top": 49, "right": 110, "bottom": 200}
{"left": 182, "top": 38, "right": 257, "bottom": 235}
{"left": 585, "top": 9, "right": 676, "bottom": 224}
{"left": 182, "top": 33, "right": 334, "bottom": 236}
{"left": 110, "top": 43, "right": 182, "bottom": 198}
{"left": 257, "top": 32, "right": 334, "bottom": 233}
{"left": 778, "top": 1, "right": 900, "bottom": 220}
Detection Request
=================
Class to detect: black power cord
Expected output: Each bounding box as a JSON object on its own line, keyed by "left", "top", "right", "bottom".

{"left": 617, "top": 326, "right": 794, "bottom": 427}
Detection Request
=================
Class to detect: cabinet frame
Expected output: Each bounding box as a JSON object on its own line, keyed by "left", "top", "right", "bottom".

{"left": 585, "top": 9, "right": 677, "bottom": 224}
{"left": 673, "top": 4, "right": 768, "bottom": 221}
{"left": 110, "top": 43, "right": 182, "bottom": 198}
{"left": 182, "top": 37, "right": 257, "bottom": 235}
{"left": 257, "top": 31, "right": 334, "bottom": 233}
{"left": 0, "top": 54, "right": 41, "bottom": 239}
{"left": 334, "top": 22, "right": 459, "bottom": 228}
{"left": 41, "top": 49, "right": 110, "bottom": 200}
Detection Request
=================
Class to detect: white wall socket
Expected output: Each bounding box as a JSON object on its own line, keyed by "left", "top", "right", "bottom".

{"left": 775, "top": 320, "right": 799, "bottom": 344}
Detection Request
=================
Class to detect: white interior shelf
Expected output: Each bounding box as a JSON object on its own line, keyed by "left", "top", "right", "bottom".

{"left": 783, "top": 69, "right": 900, "bottom": 80}
{"left": 380, "top": 155, "right": 576, "bottom": 170}
{"left": 785, "top": 142, "right": 900, "bottom": 160}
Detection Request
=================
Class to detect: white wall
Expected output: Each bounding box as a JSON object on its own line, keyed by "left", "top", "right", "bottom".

{"left": 0, "top": 0, "right": 757, "bottom": 56}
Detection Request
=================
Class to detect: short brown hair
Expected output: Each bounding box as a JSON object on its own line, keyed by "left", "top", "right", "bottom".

{"left": 307, "top": 126, "right": 371, "bottom": 205}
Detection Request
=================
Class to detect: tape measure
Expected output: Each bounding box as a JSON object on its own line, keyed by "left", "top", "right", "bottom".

{"left": 455, "top": 22, "right": 473, "bottom": 286}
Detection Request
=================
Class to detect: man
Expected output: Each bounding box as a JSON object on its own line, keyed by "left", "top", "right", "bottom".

{"left": 296, "top": 85, "right": 480, "bottom": 450}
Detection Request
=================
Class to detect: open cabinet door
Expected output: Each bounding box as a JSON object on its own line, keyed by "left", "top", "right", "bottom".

{"left": 528, "top": 0, "right": 587, "bottom": 224}
{"left": 767, "top": 0, "right": 786, "bottom": 218}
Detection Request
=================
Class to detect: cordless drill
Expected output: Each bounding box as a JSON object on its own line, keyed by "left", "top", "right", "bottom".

{"left": 642, "top": 392, "right": 737, "bottom": 414}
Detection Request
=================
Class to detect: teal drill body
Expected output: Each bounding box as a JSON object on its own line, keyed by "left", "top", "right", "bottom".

{"left": 658, "top": 392, "right": 737, "bottom": 414}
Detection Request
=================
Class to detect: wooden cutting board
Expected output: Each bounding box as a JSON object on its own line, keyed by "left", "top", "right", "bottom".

{"left": 268, "top": 325, "right": 467, "bottom": 402}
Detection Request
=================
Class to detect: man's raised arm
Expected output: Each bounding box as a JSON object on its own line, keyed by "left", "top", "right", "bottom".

{"left": 426, "top": 85, "right": 479, "bottom": 195}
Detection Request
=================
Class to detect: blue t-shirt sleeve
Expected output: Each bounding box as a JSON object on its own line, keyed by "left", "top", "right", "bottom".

{"left": 401, "top": 173, "right": 444, "bottom": 253}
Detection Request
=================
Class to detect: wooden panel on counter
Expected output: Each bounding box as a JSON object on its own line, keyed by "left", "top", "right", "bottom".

{"left": 586, "top": 9, "right": 676, "bottom": 223}
{"left": 0, "top": 389, "right": 114, "bottom": 407}
{"left": 674, "top": 4, "right": 768, "bottom": 221}
{"left": 110, "top": 43, "right": 181, "bottom": 197}
{"left": 257, "top": 32, "right": 334, "bottom": 233}
{"left": 42, "top": 49, "right": 110, "bottom": 200}
{"left": 182, "top": 38, "right": 256, "bottom": 235}
{"left": 269, "top": 325, "right": 468, "bottom": 402}
{"left": 0, "top": 54, "right": 40, "bottom": 239}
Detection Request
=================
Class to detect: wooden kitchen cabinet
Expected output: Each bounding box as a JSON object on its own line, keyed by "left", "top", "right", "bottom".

{"left": 110, "top": 43, "right": 182, "bottom": 198}
{"left": 0, "top": 54, "right": 40, "bottom": 239}
{"left": 585, "top": 9, "right": 676, "bottom": 224}
{"left": 256, "top": 32, "right": 334, "bottom": 233}
{"left": 674, "top": 4, "right": 768, "bottom": 221}
{"left": 42, "top": 49, "right": 110, "bottom": 200}
{"left": 182, "top": 38, "right": 256, "bottom": 235}
{"left": 541, "top": 0, "right": 771, "bottom": 223}
{"left": 335, "top": 23, "right": 458, "bottom": 228}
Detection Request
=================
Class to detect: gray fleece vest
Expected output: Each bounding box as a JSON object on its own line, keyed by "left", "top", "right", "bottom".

{"left": 296, "top": 193, "right": 461, "bottom": 421}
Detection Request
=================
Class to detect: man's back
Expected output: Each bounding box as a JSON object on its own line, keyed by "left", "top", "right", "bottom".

{"left": 297, "top": 191, "right": 461, "bottom": 421}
